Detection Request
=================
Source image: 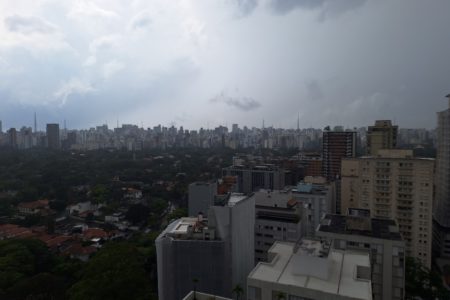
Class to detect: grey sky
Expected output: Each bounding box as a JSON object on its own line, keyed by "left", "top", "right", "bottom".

{"left": 0, "top": 0, "right": 449, "bottom": 130}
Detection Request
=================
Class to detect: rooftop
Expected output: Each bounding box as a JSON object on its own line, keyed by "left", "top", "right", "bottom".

{"left": 254, "top": 189, "right": 294, "bottom": 209}
{"left": 318, "top": 214, "right": 402, "bottom": 241}
{"left": 227, "top": 193, "right": 248, "bottom": 207}
{"left": 292, "top": 182, "right": 330, "bottom": 195}
{"left": 160, "top": 217, "right": 214, "bottom": 241}
{"left": 182, "top": 291, "right": 231, "bottom": 300}
{"left": 248, "top": 241, "right": 372, "bottom": 300}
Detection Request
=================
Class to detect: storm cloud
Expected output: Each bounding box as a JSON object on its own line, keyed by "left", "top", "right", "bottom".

{"left": 0, "top": 0, "right": 449, "bottom": 130}
{"left": 210, "top": 92, "right": 261, "bottom": 112}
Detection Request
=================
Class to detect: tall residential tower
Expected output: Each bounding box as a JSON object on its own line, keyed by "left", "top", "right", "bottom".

{"left": 367, "top": 120, "right": 398, "bottom": 155}
{"left": 433, "top": 95, "right": 450, "bottom": 258}
{"left": 46, "top": 123, "right": 60, "bottom": 149}
{"left": 322, "top": 128, "right": 356, "bottom": 181}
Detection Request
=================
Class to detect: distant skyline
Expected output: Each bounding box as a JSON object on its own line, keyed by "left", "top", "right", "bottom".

{"left": 1, "top": 0, "right": 449, "bottom": 130}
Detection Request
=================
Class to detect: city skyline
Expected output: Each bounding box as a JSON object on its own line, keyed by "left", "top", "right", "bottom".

{"left": 1, "top": 0, "right": 450, "bottom": 129}
{"left": 0, "top": 114, "right": 441, "bottom": 132}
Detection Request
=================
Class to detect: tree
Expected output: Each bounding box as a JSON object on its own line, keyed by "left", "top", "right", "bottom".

{"left": 0, "top": 239, "right": 55, "bottom": 295}
{"left": 126, "top": 204, "right": 151, "bottom": 225}
{"left": 68, "top": 242, "right": 155, "bottom": 300}
{"left": 405, "top": 257, "right": 450, "bottom": 299}
{"left": 232, "top": 284, "right": 244, "bottom": 300}
{"left": 7, "top": 273, "right": 67, "bottom": 300}
{"left": 167, "top": 207, "right": 187, "bottom": 221}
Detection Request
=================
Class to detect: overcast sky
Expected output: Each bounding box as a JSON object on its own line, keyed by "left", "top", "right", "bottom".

{"left": 0, "top": 0, "right": 449, "bottom": 130}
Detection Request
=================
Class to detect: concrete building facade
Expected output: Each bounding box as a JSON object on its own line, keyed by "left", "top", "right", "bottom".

{"left": 254, "top": 189, "right": 303, "bottom": 263}
{"left": 156, "top": 194, "right": 255, "bottom": 300}
{"left": 292, "top": 181, "right": 334, "bottom": 237}
{"left": 222, "top": 164, "right": 285, "bottom": 194}
{"left": 341, "top": 149, "right": 434, "bottom": 268}
{"left": 367, "top": 120, "right": 398, "bottom": 156}
{"left": 317, "top": 214, "right": 405, "bottom": 300}
{"left": 188, "top": 181, "right": 217, "bottom": 216}
{"left": 433, "top": 95, "right": 450, "bottom": 258}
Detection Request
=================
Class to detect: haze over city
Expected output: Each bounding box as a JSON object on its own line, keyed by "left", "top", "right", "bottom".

{"left": 1, "top": 0, "right": 450, "bottom": 130}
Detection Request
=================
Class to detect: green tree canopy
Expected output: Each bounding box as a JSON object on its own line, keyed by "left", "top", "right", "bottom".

{"left": 68, "top": 242, "right": 155, "bottom": 300}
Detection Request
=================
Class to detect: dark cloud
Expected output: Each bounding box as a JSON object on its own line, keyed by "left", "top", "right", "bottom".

{"left": 269, "top": 0, "right": 324, "bottom": 14}
{"left": 268, "top": 0, "right": 366, "bottom": 18}
{"left": 210, "top": 92, "right": 261, "bottom": 111}
{"left": 233, "top": 0, "right": 259, "bottom": 17}
{"left": 4, "top": 15, "right": 57, "bottom": 34}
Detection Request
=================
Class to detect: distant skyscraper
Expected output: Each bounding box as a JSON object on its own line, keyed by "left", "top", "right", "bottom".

{"left": 46, "top": 123, "right": 60, "bottom": 149}
{"left": 0, "top": 120, "right": 2, "bottom": 133}
{"left": 7, "top": 128, "right": 17, "bottom": 148}
{"left": 433, "top": 95, "right": 450, "bottom": 258}
{"left": 34, "top": 112, "right": 37, "bottom": 133}
{"left": 367, "top": 120, "right": 398, "bottom": 155}
{"left": 322, "top": 128, "right": 356, "bottom": 180}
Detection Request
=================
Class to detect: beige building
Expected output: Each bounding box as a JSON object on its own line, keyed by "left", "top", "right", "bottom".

{"left": 367, "top": 120, "right": 398, "bottom": 156}
{"left": 341, "top": 149, "right": 434, "bottom": 268}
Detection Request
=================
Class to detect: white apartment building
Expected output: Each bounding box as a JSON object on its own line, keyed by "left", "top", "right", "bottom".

{"left": 247, "top": 239, "right": 372, "bottom": 300}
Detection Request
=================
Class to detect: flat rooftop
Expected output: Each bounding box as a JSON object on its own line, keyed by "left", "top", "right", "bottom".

{"left": 254, "top": 189, "right": 294, "bottom": 208}
{"left": 161, "top": 217, "right": 211, "bottom": 240}
{"left": 318, "top": 214, "right": 402, "bottom": 241}
{"left": 227, "top": 193, "right": 248, "bottom": 207}
{"left": 248, "top": 241, "right": 372, "bottom": 300}
{"left": 182, "top": 291, "right": 231, "bottom": 300}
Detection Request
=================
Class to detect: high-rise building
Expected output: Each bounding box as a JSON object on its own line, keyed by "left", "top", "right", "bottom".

{"left": 341, "top": 149, "right": 434, "bottom": 268}
{"left": 188, "top": 181, "right": 217, "bottom": 216}
{"left": 46, "top": 123, "right": 60, "bottom": 149}
{"left": 156, "top": 193, "right": 255, "bottom": 300}
{"left": 322, "top": 128, "right": 356, "bottom": 180}
{"left": 367, "top": 120, "right": 398, "bottom": 155}
{"left": 247, "top": 239, "right": 372, "bottom": 300}
{"left": 222, "top": 164, "right": 285, "bottom": 194}
{"left": 433, "top": 94, "right": 450, "bottom": 258}
{"left": 0, "top": 120, "right": 2, "bottom": 133}
{"left": 317, "top": 214, "right": 405, "bottom": 300}
{"left": 7, "top": 128, "right": 17, "bottom": 149}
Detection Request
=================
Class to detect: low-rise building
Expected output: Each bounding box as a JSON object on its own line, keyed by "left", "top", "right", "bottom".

{"left": 17, "top": 199, "right": 50, "bottom": 215}
{"left": 292, "top": 181, "right": 334, "bottom": 236}
{"left": 317, "top": 214, "right": 405, "bottom": 300}
{"left": 247, "top": 239, "right": 372, "bottom": 300}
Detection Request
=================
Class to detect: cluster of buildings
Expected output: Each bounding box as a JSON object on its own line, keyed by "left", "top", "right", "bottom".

{"left": 156, "top": 96, "right": 450, "bottom": 300}
{"left": 0, "top": 117, "right": 435, "bottom": 151}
